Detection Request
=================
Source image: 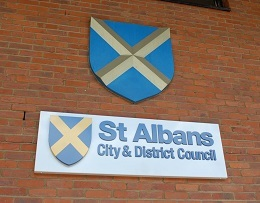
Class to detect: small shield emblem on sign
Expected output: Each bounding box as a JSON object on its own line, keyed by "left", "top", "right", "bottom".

{"left": 48, "top": 115, "right": 92, "bottom": 166}
{"left": 90, "top": 17, "right": 174, "bottom": 103}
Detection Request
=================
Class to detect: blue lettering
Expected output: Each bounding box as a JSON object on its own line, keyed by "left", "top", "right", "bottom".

{"left": 135, "top": 146, "right": 142, "bottom": 157}
{"left": 173, "top": 130, "right": 187, "bottom": 145}
{"left": 177, "top": 148, "right": 185, "bottom": 159}
{"left": 163, "top": 150, "right": 170, "bottom": 159}
{"left": 133, "top": 123, "right": 152, "bottom": 143}
{"left": 204, "top": 152, "right": 210, "bottom": 160}
{"left": 201, "top": 132, "right": 214, "bottom": 146}
{"left": 151, "top": 124, "right": 158, "bottom": 143}
{"left": 187, "top": 131, "right": 202, "bottom": 146}
{"left": 158, "top": 125, "right": 172, "bottom": 144}
{"left": 117, "top": 123, "right": 127, "bottom": 142}
{"left": 185, "top": 151, "right": 191, "bottom": 160}
{"left": 99, "top": 121, "right": 117, "bottom": 141}
{"left": 97, "top": 144, "right": 105, "bottom": 156}
{"left": 146, "top": 149, "right": 153, "bottom": 158}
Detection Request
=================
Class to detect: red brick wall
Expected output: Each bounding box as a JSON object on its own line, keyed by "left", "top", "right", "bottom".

{"left": 0, "top": 0, "right": 259, "bottom": 202}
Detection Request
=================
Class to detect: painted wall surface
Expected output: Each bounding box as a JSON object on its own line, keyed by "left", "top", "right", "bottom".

{"left": 0, "top": 0, "right": 259, "bottom": 202}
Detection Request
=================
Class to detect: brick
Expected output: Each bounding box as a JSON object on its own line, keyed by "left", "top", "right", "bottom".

{"left": 200, "top": 185, "right": 222, "bottom": 191}
{"left": 0, "top": 47, "right": 19, "bottom": 55}
{"left": 26, "top": 97, "right": 51, "bottom": 105}
{"left": 8, "top": 55, "right": 31, "bottom": 62}
{"left": 247, "top": 148, "right": 260, "bottom": 155}
{"left": 250, "top": 163, "right": 260, "bottom": 169}
{"left": 101, "top": 182, "right": 126, "bottom": 190}
{"left": 139, "top": 191, "right": 163, "bottom": 199}
{"left": 65, "top": 80, "right": 89, "bottom": 87}
{"left": 126, "top": 182, "right": 154, "bottom": 190}
{"left": 18, "top": 161, "right": 34, "bottom": 169}
{"left": 2, "top": 24, "right": 23, "bottom": 31}
{"left": 33, "top": 45, "right": 55, "bottom": 53}
{"left": 28, "top": 84, "right": 52, "bottom": 91}
{"left": 12, "top": 104, "right": 36, "bottom": 112}
{"left": 243, "top": 185, "right": 260, "bottom": 192}
{"left": 176, "top": 184, "right": 199, "bottom": 192}
{"left": 237, "top": 154, "right": 259, "bottom": 162}
{"left": 5, "top": 151, "right": 32, "bottom": 160}
{"left": 40, "top": 91, "right": 65, "bottom": 99}
{"left": 57, "top": 189, "right": 84, "bottom": 197}
{"left": 113, "top": 190, "right": 139, "bottom": 199}
{"left": 44, "top": 53, "right": 66, "bottom": 60}
{"left": 47, "top": 180, "right": 73, "bottom": 188}
{"left": 0, "top": 143, "right": 20, "bottom": 150}
{"left": 212, "top": 193, "right": 234, "bottom": 200}
{"left": 43, "top": 199, "right": 72, "bottom": 203}
{"left": 3, "top": 81, "right": 28, "bottom": 90}
{"left": 66, "top": 55, "right": 87, "bottom": 62}
{"left": 241, "top": 169, "right": 260, "bottom": 177}
{"left": 100, "top": 103, "right": 123, "bottom": 111}
{"left": 17, "top": 179, "right": 45, "bottom": 188}
{"left": 0, "top": 197, "right": 14, "bottom": 203}
{"left": 189, "top": 193, "right": 212, "bottom": 199}
{"left": 30, "top": 70, "right": 54, "bottom": 78}
{"left": 0, "top": 126, "right": 22, "bottom": 134}
{"left": 5, "top": 135, "right": 34, "bottom": 143}
{"left": 9, "top": 43, "right": 33, "bottom": 50}
{"left": 222, "top": 185, "right": 244, "bottom": 192}
{"left": 16, "top": 75, "right": 39, "bottom": 83}
{"left": 151, "top": 183, "right": 175, "bottom": 191}
{"left": 29, "top": 188, "right": 56, "bottom": 197}
{"left": 0, "top": 187, "right": 27, "bottom": 196}
{"left": 1, "top": 96, "right": 26, "bottom": 103}
{"left": 85, "top": 190, "right": 111, "bottom": 198}
{"left": 53, "top": 86, "right": 75, "bottom": 93}
{"left": 164, "top": 191, "right": 189, "bottom": 199}
{"left": 32, "top": 57, "right": 55, "bottom": 65}
{"left": 0, "top": 160, "right": 17, "bottom": 168}
{"left": 229, "top": 162, "right": 250, "bottom": 169}
{"left": 235, "top": 193, "right": 256, "bottom": 200}
{"left": 235, "top": 141, "right": 255, "bottom": 148}
{"left": 0, "top": 118, "right": 9, "bottom": 125}
{"left": 14, "top": 198, "right": 42, "bottom": 203}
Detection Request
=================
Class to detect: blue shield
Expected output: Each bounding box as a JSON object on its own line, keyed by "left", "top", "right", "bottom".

{"left": 48, "top": 115, "right": 92, "bottom": 166}
{"left": 90, "top": 17, "right": 174, "bottom": 103}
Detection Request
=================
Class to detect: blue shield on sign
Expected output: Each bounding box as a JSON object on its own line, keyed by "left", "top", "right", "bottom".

{"left": 48, "top": 115, "right": 92, "bottom": 166}
{"left": 90, "top": 17, "right": 174, "bottom": 103}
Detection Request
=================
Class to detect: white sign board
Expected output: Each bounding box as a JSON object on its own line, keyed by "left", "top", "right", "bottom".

{"left": 35, "top": 111, "right": 227, "bottom": 179}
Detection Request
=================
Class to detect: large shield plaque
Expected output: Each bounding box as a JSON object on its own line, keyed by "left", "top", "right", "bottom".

{"left": 90, "top": 17, "right": 174, "bottom": 103}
